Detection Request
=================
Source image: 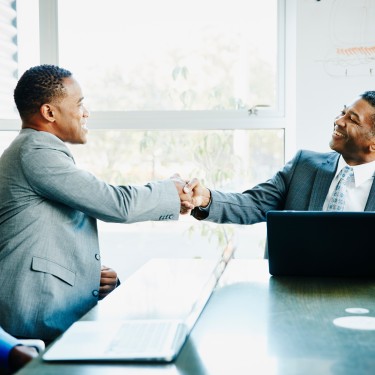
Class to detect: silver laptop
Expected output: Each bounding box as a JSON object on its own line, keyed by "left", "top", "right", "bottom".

{"left": 266, "top": 210, "right": 375, "bottom": 277}
{"left": 43, "top": 242, "right": 235, "bottom": 362}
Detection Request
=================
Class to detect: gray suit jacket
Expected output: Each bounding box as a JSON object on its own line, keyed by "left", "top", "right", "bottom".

{"left": 192, "top": 149, "right": 375, "bottom": 223}
{"left": 0, "top": 129, "right": 180, "bottom": 340}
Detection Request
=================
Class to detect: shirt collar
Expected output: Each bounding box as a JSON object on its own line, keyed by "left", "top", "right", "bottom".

{"left": 337, "top": 156, "right": 375, "bottom": 187}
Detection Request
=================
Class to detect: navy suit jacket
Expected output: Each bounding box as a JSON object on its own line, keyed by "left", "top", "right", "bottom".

{"left": 192, "top": 149, "right": 375, "bottom": 224}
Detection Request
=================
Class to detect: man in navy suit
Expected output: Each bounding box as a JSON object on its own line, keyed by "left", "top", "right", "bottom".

{"left": 183, "top": 91, "right": 375, "bottom": 221}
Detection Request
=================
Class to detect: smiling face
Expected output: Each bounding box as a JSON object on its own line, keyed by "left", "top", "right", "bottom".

{"left": 49, "top": 76, "right": 90, "bottom": 144}
{"left": 329, "top": 98, "right": 375, "bottom": 165}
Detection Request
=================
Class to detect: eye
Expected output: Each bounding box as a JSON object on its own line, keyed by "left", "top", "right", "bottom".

{"left": 348, "top": 115, "right": 360, "bottom": 125}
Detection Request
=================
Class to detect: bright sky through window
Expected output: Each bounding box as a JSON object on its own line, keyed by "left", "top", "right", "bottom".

{"left": 58, "top": 0, "right": 278, "bottom": 111}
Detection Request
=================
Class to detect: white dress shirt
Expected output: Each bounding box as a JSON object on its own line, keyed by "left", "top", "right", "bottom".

{"left": 323, "top": 156, "right": 375, "bottom": 211}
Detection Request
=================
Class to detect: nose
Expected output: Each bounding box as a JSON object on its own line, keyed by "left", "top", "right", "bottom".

{"left": 335, "top": 114, "right": 345, "bottom": 127}
{"left": 83, "top": 105, "right": 90, "bottom": 118}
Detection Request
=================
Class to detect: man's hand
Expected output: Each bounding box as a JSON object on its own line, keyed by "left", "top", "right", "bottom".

{"left": 183, "top": 178, "right": 211, "bottom": 209}
{"left": 8, "top": 345, "right": 38, "bottom": 372}
{"left": 171, "top": 173, "right": 211, "bottom": 215}
{"left": 99, "top": 266, "right": 119, "bottom": 300}
{"left": 170, "top": 173, "right": 194, "bottom": 213}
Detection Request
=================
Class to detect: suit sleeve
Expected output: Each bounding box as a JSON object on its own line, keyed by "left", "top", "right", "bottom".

{"left": 20, "top": 142, "right": 180, "bottom": 223}
{"left": 191, "top": 151, "right": 302, "bottom": 224}
{"left": 0, "top": 327, "right": 19, "bottom": 368}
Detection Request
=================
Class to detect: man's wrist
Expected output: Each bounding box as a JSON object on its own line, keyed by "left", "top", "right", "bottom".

{"left": 9, "top": 345, "right": 38, "bottom": 371}
{"left": 0, "top": 328, "right": 19, "bottom": 368}
{"left": 200, "top": 188, "right": 211, "bottom": 208}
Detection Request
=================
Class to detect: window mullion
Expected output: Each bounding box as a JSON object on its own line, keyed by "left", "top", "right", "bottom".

{"left": 39, "top": 0, "right": 59, "bottom": 65}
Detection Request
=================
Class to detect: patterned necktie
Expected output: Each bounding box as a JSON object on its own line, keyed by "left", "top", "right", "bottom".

{"left": 326, "top": 166, "right": 354, "bottom": 211}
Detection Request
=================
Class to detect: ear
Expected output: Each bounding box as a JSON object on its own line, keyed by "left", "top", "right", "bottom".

{"left": 369, "top": 136, "right": 375, "bottom": 152}
{"left": 40, "top": 104, "right": 56, "bottom": 122}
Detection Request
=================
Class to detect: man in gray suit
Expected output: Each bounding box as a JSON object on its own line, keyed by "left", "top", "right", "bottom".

{"left": 183, "top": 91, "right": 375, "bottom": 221}
{"left": 0, "top": 65, "right": 193, "bottom": 341}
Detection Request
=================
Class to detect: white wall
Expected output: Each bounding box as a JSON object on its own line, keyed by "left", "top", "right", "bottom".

{"left": 295, "top": 0, "right": 375, "bottom": 152}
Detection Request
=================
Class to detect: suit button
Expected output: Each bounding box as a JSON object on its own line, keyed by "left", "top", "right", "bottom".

{"left": 95, "top": 254, "right": 101, "bottom": 260}
{"left": 92, "top": 290, "right": 99, "bottom": 297}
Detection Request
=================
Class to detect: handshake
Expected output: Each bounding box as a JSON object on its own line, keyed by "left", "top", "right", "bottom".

{"left": 171, "top": 174, "right": 211, "bottom": 214}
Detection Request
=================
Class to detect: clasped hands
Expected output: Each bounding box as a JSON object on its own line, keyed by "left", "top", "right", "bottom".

{"left": 171, "top": 174, "right": 211, "bottom": 215}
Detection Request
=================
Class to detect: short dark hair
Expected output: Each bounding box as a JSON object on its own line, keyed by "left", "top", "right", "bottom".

{"left": 14, "top": 64, "right": 72, "bottom": 119}
{"left": 361, "top": 91, "right": 375, "bottom": 108}
{"left": 360, "top": 91, "right": 375, "bottom": 133}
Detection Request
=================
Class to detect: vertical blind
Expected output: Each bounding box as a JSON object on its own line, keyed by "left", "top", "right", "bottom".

{"left": 0, "top": 0, "right": 17, "bottom": 117}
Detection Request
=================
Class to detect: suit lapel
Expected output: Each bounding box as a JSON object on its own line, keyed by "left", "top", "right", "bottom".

{"left": 364, "top": 179, "right": 375, "bottom": 211}
{"left": 308, "top": 153, "right": 339, "bottom": 210}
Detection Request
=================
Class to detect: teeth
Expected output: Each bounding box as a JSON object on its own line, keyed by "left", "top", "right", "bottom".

{"left": 333, "top": 130, "right": 344, "bottom": 137}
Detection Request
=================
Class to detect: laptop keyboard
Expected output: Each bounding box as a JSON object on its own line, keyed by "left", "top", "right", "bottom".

{"left": 107, "top": 320, "right": 175, "bottom": 354}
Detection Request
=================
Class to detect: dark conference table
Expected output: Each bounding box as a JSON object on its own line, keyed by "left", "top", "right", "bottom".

{"left": 17, "top": 259, "right": 375, "bottom": 375}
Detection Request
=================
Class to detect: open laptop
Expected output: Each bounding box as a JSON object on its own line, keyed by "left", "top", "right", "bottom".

{"left": 266, "top": 211, "right": 375, "bottom": 277}
{"left": 43, "top": 242, "right": 235, "bottom": 363}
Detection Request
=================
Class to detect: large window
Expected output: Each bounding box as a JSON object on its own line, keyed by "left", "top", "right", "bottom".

{"left": 58, "top": 0, "right": 279, "bottom": 112}
{"left": 1, "top": 0, "right": 288, "bottom": 279}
